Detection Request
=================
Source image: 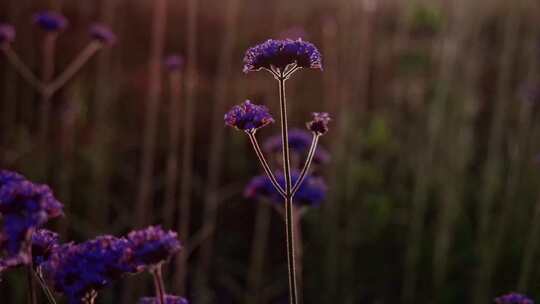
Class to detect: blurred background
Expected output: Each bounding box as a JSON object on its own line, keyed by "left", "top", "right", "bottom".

{"left": 1, "top": 0, "right": 540, "bottom": 303}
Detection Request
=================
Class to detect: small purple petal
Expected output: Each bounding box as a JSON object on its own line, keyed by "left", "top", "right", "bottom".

{"left": 0, "top": 24, "right": 15, "bottom": 45}
{"left": 139, "top": 295, "right": 189, "bottom": 304}
{"left": 89, "top": 23, "right": 116, "bottom": 45}
{"left": 33, "top": 11, "right": 68, "bottom": 32}
{"left": 306, "top": 112, "right": 331, "bottom": 135}
{"left": 164, "top": 55, "right": 184, "bottom": 71}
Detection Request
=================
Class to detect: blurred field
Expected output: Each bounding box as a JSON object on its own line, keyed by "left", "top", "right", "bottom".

{"left": 1, "top": 0, "right": 540, "bottom": 303}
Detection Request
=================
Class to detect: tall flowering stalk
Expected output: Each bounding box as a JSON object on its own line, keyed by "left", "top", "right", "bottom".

{"left": 225, "top": 39, "right": 328, "bottom": 304}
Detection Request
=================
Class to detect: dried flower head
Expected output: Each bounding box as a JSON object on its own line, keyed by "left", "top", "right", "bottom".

{"left": 42, "top": 236, "right": 133, "bottom": 303}
{"left": 31, "top": 229, "right": 60, "bottom": 267}
{"left": 263, "top": 129, "right": 330, "bottom": 164}
{"left": 126, "top": 226, "right": 181, "bottom": 271}
{"left": 139, "top": 295, "right": 189, "bottom": 304}
{"left": 33, "top": 11, "right": 68, "bottom": 32}
{"left": 307, "top": 112, "right": 331, "bottom": 135}
{"left": 0, "top": 24, "right": 15, "bottom": 45}
{"left": 224, "top": 100, "right": 274, "bottom": 132}
{"left": 243, "top": 39, "right": 322, "bottom": 74}
{"left": 89, "top": 23, "right": 116, "bottom": 45}
{"left": 164, "top": 55, "right": 184, "bottom": 71}
{"left": 245, "top": 171, "right": 327, "bottom": 207}
{"left": 494, "top": 292, "right": 534, "bottom": 304}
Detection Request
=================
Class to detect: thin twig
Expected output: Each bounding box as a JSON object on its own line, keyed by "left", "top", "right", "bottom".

{"left": 1, "top": 46, "right": 43, "bottom": 92}
{"left": 247, "top": 132, "right": 286, "bottom": 197}
{"left": 291, "top": 133, "right": 319, "bottom": 195}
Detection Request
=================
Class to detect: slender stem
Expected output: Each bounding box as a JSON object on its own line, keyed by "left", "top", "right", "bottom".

{"left": 34, "top": 268, "right": 58, "bottom": 304}
{"left": 152, "top": 265, "right": 167, "bottom": 304}
{"left": 278, "top": 75, "right": 298, "bottom": 304}
{"left": 247, "top": 132, "right": 286, "bottom": 197}
{"left": 291, "top": 133, "right": 319, "bottom": 195}
{"left": 47, "top": 42, "right": 102, "bottom": 95}
{"left": 1, "top": 46, "right": 43, "bottom": 92}
{"left": 27, "top": 265, "right": 37, "bottom": 304}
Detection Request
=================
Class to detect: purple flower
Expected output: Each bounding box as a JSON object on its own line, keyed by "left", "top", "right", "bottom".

{"left": 243, "top": 39, "right": 322, "bottom": 73}
{"left": 307, "top": 112, "right": 331, "bottom": 135}
{"left": 126, "top": 226, "right": 181, "bottom": 271}
{"left": 42, "top": 236, "right": 133, "bottom": 304}
{"left": 263, "top": 129, "right": 330, "bottom": 164}
{"left": 0, "top": 24, "right": 15, "bottom": 45}
{"left": 0, "top": 177, "right": 63, "bottom": 270}
{"left": 33, "top": 11, "right": 68, "bottom": 32}
{"left": 139, "top": 295, "right": 189, "bottom": 304}
{"left": 31, "top": 229, "right": 60, "bottom": 267}
{"left": 245, "top": 171, "right": 327, "bottom": 207}
{"left": 494, "top": 292, "right": 534, "bottom": 304}
{"left": 224, "top": 100, "right": 275, "bottom": 132}
{"left": 164, "top": 55, "right": 184, "bottom": 71}
{"left": 89, "top": 23, "right": 116, "bottom": 45}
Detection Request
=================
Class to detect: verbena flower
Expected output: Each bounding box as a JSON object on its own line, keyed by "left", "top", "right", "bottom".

{"left": 263, "top": 129, "right": 330, "bottom": 164}
{"left": 31, "top": 229, "right": 60, "bottom": 267}
{"left": 307, "top": 112, "right": 331, "bottom": 135}
{"left": 0, "top": 177, "right": 63, "bottom": 270}
{"left": 0, "top": 24, "right": 15, "bottom": 45}
{"left": 33, "top": 11, "right": 68, "bottom": 32}
{"left": 42, "top": 236, "right": 133, "bottom": 304}
{"left": 139, "top": 295, "right": 189, "bottom": 304}
{"left": 126, "top": 226, "right": 181, "bottom": 271}
{"left": 494, "top": 292, "right": 534, "bottom": 304}
{"left": 89, "top": 23, "right": 116, "bottom": 45}
{"left": 224, "top": 100, "right": 274, "bottom": 132}
{"left": 243, "top": 39, "right": 322, "bottom": 73}
{"left": 164, "top": 55, "right": 184, "bottom": 71}
{"left": 245, "top": 171, "right": 327, "bottom": 207}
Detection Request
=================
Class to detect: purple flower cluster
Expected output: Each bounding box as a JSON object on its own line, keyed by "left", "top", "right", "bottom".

{"left": 245, "top": 170, "right": 327, "bottom": 207}
{"left": 0, "top": 24, "right": 15, "bottom": 45}
{"left": 31, "top": 229, "right": 60, "bottom": 267}
{"left": 0, "top": 170, "right": 63, "bottom": 271}
{"left": 307, "top": 112, "right": 331, "bottom": 135}
{"left": 263, "top": 129, "right": 330, "bottom": 164}
{"left": 127, "top": 226, "right": 181, "bottom": 271}
{"left": 243, "top": 39, "right": 322, "bottom": 73}
{"left": 33, "top": 11, "right": 68, "bottom": 32}
{"left": 89, "top": 23, "right": 116, "bottom": 45}
{"left": 224, "top": 100, "right": 275, "bottom": 132}
{"left": 139, "top": 295, "right": 189, "bottom": 304}
{"left": 495, "top": 292, "right": 534, "bottom": 304}
{"left": 42, "top": 235, "right": 134, "bottom": 303}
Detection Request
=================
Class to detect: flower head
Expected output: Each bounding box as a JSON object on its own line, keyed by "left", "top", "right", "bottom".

{"left": 139, "top": 295, "right": 189, "bottom": 304}
{"left": 42, "top": 236, "right": 133, "bottom": 303}
{"left": 126, "top": 226, "right": 181, "bottom": 271}
{"left": 89, "top": 23, "right": 116, "bottom": 45}
{"left": 164, "top": 55, "right": 184, "bottom": 71}
{"left": 245, "top": 171, "right": 327, "bottom": 207}
{"left": 224, "top": 100, "right": 274, "bottom": 132}
{"left": 263, "top": 129, "right": 330, "bottom": 164}
{"left": 494, "top": 292, "right": 534, "bottom": 304}
{"left": 0, "top": 177, "right": 63, "bottom": 270}
{"left": 307, "top": 112, "right": 331, "bottom": 135}
{"left": 33, "top": 11, "right": 68, "bottom": 32}
{"left": 32, "top": 229, "right": 60, "bottom": 267}
{"left": 243, "top": 39, "right": 322, "bottom": 74}
{"left": 0, "top": 24, "right": 15, "bottom": 45}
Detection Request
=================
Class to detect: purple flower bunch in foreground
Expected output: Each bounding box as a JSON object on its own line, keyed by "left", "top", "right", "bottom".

{"left": 0, "top": 170, "right": 63, "bottom": 271}
{"left": 229, "top": 38, "right": 329, "bottom": 304}
{"left": 495, "top": 292, "right": 534, "bottom": 304}
{"left": 245, "top": 170, "right": 327, "bottom": 207}
{"left": 139, "top": 295, "right": 189, "bottom": 304}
